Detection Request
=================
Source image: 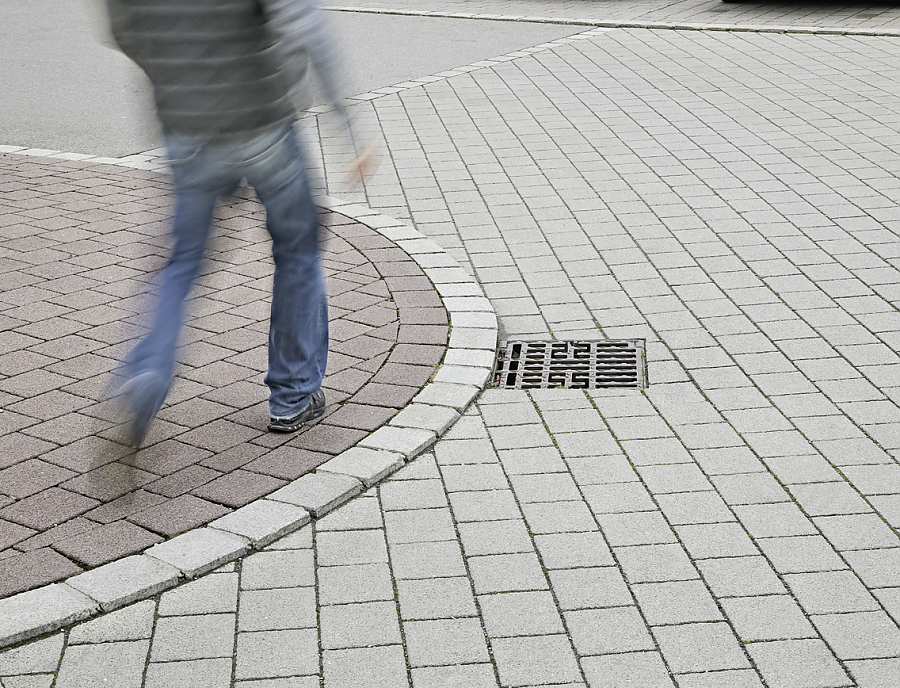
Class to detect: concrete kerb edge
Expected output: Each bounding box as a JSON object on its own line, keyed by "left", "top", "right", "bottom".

{"left": 322, "top": 5, "right": 900, "bottom": 37}
{"left": 0, "top": 153, "right": 497, "bottom": 647}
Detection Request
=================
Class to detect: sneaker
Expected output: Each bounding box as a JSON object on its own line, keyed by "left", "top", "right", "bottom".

{"left": 267, "top": 389, "right": 326, "bottom": 433}
{"left": 117, "top": 371, "right": 168, "bottom": 448}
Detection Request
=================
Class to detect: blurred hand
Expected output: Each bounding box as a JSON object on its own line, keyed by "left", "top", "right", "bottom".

{"left": 345, "top": 137, "right": 381, "bottom": 187}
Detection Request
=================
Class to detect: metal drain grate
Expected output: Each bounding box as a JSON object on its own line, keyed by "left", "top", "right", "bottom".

{"left": 493, "top": 340, "right": 646, "bottom": 389}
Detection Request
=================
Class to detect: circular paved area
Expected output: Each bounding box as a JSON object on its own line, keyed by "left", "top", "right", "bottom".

{"left": 0, "top": 154, "right": 448, "bottom": 598}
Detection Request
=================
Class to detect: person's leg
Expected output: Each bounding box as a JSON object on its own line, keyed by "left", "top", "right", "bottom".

{"left": 245, "top": 128, "right": 328, "bottom": 422}
{"left": 120, "top": 183, "right": 218, "bottom": 444}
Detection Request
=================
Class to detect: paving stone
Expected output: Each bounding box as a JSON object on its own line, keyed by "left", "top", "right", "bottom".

{"left": 67, "top": 554, "right": 180, "bottom": 612}
{"left": 404, "top": 617, "right": 489, "bottom": 666}
{"left": 746, "top": 639, "right": 851, "bottom": 688}
{"left": 534, "top": 531, "right": 614, "bottom": 568}
{"left": 320, "top": 600, "right": 402, "bottom": 649}
{"left": 812, "top": 611, "right": 900, "bottom": 660}
{"left": 653, "top": 622, "right": 750, "bottom": 673}
{"left": 675, "top": 523, "right": 758, "bottom": 559}
{"left": 468, "top": 552, "right": 548, "bottom": 594}
{"left": 784, "top": 571, "right": 879, "bottom": 614}
{"left": 241, "top": 549, "right": 314, "bottom": 589}
{"left": 478, "top": 591, "right": 564, "bottom": 637}
{"left": 236, "top": 629, "right": 319, "bottom": 680}
{"left": 566, "top": 606, "right": 656, "bottom": 655}
{"left": 410, "top": 664, "right": 499, "bottom": 688}
{"left": 158, "top": 572, "right": 239, "bottom": 615}
{"left": 674, "top": 670, "right": 764, "bottom": 688}
{"left": 733, "top": 502, "right": 819, "bottom": 539}
{"left": 440, "top": 462, "right": 508, "bottom": 492}
{"left": 633, "top": 580, "right": 723, "bottom": 625}
{"left": 239, "top": 587, "right": 317, "bottom": 632}
{"left": 449, "top": 489, "right": 521, "bottom": 522}
{"left": 390, "top": 540, "right": 467, "bottom": 579}
{"left": 521, "top": 501, "right": 597, "bottom": 534}
{"left": 384, "top": 507, "right": 457, "bottom": 544}
{"left": 756, "top": 535, "right": 847, "bottom": 574}
{"left": 144, "top": 658, "right": 233, "bottom": 688}
{"left": 322, "top": 645, "right": 409, "bottom": 688}
{"left": 491, "top": 635, "right": 581, "bottom": 687}
{"left": 54, "top": 640, "right": 149, "bottom": 688}
{"left": 720, "top": 596, "right": 816, "bottom": 642}
{"left": 616, "top": 543, "right": 700, "bottom": 583}
{"left": 316, "top": 528, "right": 388, "bottom": 566}
{"left": 267, "top": 471, "right": 362, "bottom": 517}
{"left": 319, "top": 562, "right": 395, "bottom": 605}
{"left": 846, "top": 658, "right": 900, "bottom": 688}
{"left": 150, "top": 613, "right": 235, "bottom": 661}
{"left": 67, "top": 599, "right": 155, "bottom": 644}
{"left": 0, "top": 635, "right": 63, "bottom": 674}
{"left": 208, "top": 499, "right": 310, "bottom": 547}
{"left": 145, "top": 527, "right": 248, "bottom": 578}
{"left": 397, "top": 576, "right": 477, "bottom": 620}
{"left": 843, "top": 549, "right": 900, "bottom": 588}
{"left": 318, "top": 447, "right": 404, "bottom": 487}
{"left": 380, "top": 478, "right": 448, "bottom": 510}
{"left": 581, "top": 652, "right": 676, "bottom": 688}
{"left": 0, "top": 549, "right": 84, "bottom": 598}
{"left": 458, "top": 519, "right": 533, "bottom": 556}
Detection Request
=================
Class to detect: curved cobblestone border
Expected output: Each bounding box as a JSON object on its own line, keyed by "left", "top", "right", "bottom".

{"left": 323, "top": 5, "right": 900, "bottom": 37}
{"left": 0, "top": 150, "right": 499, "bottom": 649}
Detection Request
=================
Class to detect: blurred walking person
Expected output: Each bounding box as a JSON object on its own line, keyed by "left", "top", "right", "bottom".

{"left": 105, "top": 0, "right": 372, "bottom": 445}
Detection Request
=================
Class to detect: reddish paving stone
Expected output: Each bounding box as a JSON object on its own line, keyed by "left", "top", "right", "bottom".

{"left": 52, "top": 520, "right": 163, "bottom": 567}
{"left": 127, "top": 494, "right": 231, "bottom": 537}
{"left": 0, "top": 548, "right": 84, "bottom": 597}
{"left": 243, "top": 447, "right": 333, "bottom": 481}
{"left": 191, "top": 470, "right": 286, "bottom": 508}
{"left": 0, "top": 154, "right": 448, "bottom": 598}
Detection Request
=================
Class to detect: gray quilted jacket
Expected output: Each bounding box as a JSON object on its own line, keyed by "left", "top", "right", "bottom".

{"left": 106, "top": 0, "right": 345, "bottom": 137}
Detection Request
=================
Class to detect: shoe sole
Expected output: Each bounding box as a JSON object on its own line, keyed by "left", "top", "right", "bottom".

{"left": 267, "top": 394, "right": 326, "bottom": 433}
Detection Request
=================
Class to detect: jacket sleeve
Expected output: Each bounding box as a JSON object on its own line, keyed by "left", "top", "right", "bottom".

{"left": 259, "top": 0, "right": 355, "bottom": 145}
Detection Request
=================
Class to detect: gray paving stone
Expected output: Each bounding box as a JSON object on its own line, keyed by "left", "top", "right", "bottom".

{"left": 720, "top": 595, "right": 816, "bottom": 642}
{"left": 267, "top": 471, "right": 362, "bottom": 517}
{"left": 756, "top": 535, "right": 847, "bottom": 574}
{"left": 521, "top": 501, "right": 598, "bottom": 534}
{"left": 478, "top": 591, "right": 564, "bottom": 637}
{"left": 434, "top": 438, "right": 498, "bottom": 465}
{"left": 581, "top": 651, "right": 675, "bottom": 688}
{"left": 812, "top": 611, "right": 900, "bottom": 660}
{"left": 534, "top": 531, "right": 614, "bottom": 568}
{"left": 54, "top": 640, "right": 149, "bottom": 688}
{"left": 319, "top": 563, "right": 395, "bottom": 605}
{"left": 145, "top": 528, "right": 249, "bottom": 578}
{"left": 318, "top": 447, "right": 405, "bottom": 487}
{"left": 315, "top": 529, "right": 388, "bottom": 566}
{"left": 0, "top": 584, "right": 98, "bottom": 649}
{"left": 440, "top": 462, "right": 508, "bottom": 491}
{"left": 596, "top": 511, "right": 677, "bottom": 546}
{"left": 653, "top": 622, "right": 750, "bottom": 673}
{"left": 746, "top": 639, "right": 852, "bottom": 688}
{"left": 674, "top": 670, "right": 764, "bottom": 688}
{"left": 239, "top": 587, "right": 317, "bottom": 632}
{"left": 733, "top": 502, "right": 819, "bottom": 538}
{"left": 0, "top": 675, "right": 55, "bottom": 688}
{"left": 144, "top": 658, "right": 233, "bottom": 688}
{"left": 150, "top": 613, "right": 235, "bottom": 661}
{"left": 616, "top": 543, "right": 700, "bottom": 583}
{"left": 632, "top": 580, "right": 723, "bottom": 625}
{"left": 404, "top": 617, "right": 489, "bottom": 666}
{"left": 845, "top": 658, "right": 900, "bottom": 688}
{"left": 241, "top": 549, "right": 315, "bottom": 589}
{"left": 566, "top": 606, "right": 656, "bottom": 655}
{"left": 397, "top": 577, "right": 477, "bottom": 620}
{"left": 0, "top": 635, "right": 63, "bottom": 675}
{"left": 234, "top": 679, "right": 318, "bottom": 688}
{"left": 322, "top": 645, "right": 409, "bottom": 688}
{"left": 410, "top": 664, "right": 498, "bottom": 688}
{"left": 843, "top": 549, "right": 900, "bottom": 588}
{"left": 449, "top": 489, "right": 521, "bottom": 522}
{"left": 380, "top": 478, "right": 448, "bottom": 510}
{"left": 67, "top": 554, "right": 181, "bottom": 612}
{"left": 320, "top": 600, "right": 402, "bottom": 649}
{"left": 675, "top": 523, "right": 759, "bottom": 559}
{"left": 208, "top": 499, "right": 310, "bottom": 547}
{"left": 468, "top": 553, "right": 548, "bottom": 594}
{"left": 390, "top": 540, "right": 467, "bottom": 579}
{"left": 67, "top": 599, "right": 155, "bottom": 643}
{"left": 158, "top": 572, "right": 239, "bottom": 616}
{"left": 698, "top": 556, "right": 786, "bottom": 597}
{"left": 360, "top": 425, "right": 436, "bottom": 457}
{"left": 236, "top": 629, "right": 319, "bottom": 680}
{"left": 491, "top": 635, "right": 581, "bottom": 687}
{"left": 315, "top": 498, "right": 382, "bottom": 531}
{"left": 784, "top": 571, "right": 879, "bottom": 614}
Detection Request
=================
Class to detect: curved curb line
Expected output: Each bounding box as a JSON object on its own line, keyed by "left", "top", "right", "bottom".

{"left": 0, "top": 158, "right": 498, "bottom": 648}
{"left": 324, "top": 4, "right": 900, "bottom": 38}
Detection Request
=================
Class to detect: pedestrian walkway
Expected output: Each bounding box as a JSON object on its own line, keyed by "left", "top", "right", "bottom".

{"left": 2, "top": 3, "right": 900, "bottom": 687}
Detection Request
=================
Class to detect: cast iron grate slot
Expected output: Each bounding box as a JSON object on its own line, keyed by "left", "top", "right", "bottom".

{"left": 493, "top": 340, "right": 646, "bottom": 389}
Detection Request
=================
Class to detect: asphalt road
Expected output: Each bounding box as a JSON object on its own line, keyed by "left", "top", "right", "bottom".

{"left": 0, "top": 0, "right": 580, "bottom": 157}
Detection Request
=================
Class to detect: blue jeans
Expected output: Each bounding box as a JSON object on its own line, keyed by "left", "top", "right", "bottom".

{"left": 124, "top": 124, "right": 328, "bottom": 420}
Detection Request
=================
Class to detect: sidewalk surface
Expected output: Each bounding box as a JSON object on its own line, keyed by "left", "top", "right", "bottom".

{"left": 2, "top": 0, "right": 900, "bottom": 686}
